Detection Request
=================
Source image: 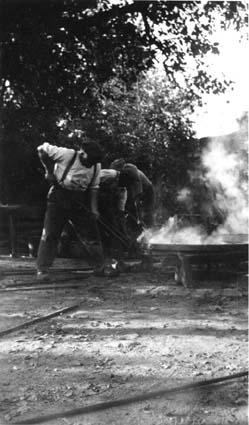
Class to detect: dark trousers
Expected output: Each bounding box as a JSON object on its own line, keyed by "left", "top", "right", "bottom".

{"left": 37, "top": 186, "right": 103, "bottom": 272}
{"left": 138, "top": 185, "right": 155, "bottom": 227}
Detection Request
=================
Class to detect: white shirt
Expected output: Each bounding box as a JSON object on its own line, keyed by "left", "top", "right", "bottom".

{"left": 100, "top": 169, "right": 127, "bottom": 211}
{"left": 38, "top": 143, "right": 101, "bottom": 191}
{"left": 100, "top": 169, "right": 119, "bottom": 183}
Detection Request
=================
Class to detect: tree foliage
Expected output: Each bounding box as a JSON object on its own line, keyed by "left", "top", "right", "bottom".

{"left": 91, "top": 72, "right": 200, "bottom": 217}
{"left": 0, "top": 0, "right": 247, "bottom": 204}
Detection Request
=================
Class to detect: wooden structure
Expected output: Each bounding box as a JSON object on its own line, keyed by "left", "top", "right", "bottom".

{"left": 151, "top": 240, "right": 248, "bottom": 287}
{"left": 0, "top": 204, "right": 44, "bottom": 257}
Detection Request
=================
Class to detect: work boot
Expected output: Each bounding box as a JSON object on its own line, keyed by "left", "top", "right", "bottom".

{"left": 116, "top": 260, "right": 130, "bottom": 273}
{"left": 104, "top": 259, "right": 120, "bottom": 277}
{"left": 93, "top": 259, "right": 120, "bottom": 278}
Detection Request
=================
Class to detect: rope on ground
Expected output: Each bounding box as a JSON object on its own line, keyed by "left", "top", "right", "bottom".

{"left": 13, "top": 370, "right": 248, "bottom": 424}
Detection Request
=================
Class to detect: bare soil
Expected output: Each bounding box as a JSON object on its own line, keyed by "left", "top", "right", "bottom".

{"left": 0, "top": 257, "right": 248, "bottom": 425}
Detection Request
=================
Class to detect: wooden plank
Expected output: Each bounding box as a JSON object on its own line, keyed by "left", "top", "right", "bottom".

{"left": 151, "top": 243, "right": 248, "bottom": 253}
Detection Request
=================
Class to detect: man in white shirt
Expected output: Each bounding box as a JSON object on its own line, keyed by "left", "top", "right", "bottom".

{"left": 36, "top": 140, "right": 104, "bottom": 279}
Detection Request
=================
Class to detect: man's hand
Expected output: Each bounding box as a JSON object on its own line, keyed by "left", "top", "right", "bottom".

{"left": 45, "top": 171, "right": 55, "bottom": 183}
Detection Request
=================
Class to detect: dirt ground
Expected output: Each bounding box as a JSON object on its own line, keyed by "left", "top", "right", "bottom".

{"left": 0, "top": 257, "right": 248, "bottom": 425}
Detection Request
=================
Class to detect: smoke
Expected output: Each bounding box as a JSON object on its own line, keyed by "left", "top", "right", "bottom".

{"left": 201, "top": 137, "right": 248, "bottom": 237}
{"left": 144, "top": 121, "right": 248, "bottom": 245}
{"left": 141, "top": 217, "right": 208, "bottom": 245}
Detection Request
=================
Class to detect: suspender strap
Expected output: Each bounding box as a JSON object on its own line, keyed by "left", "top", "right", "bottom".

{"left": 88, "top": 164, "right": 97, "bottom": 189}
{"left": 59, "top": 150, "right": 77, "bottom": 184}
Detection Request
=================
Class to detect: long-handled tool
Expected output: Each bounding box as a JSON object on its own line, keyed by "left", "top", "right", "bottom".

{"left": 68, "top": 203, "right": 141, "bottom": 256}
{"left": 97, "top": 215, "right": 130, "bottom": 248}
{"left": 72, "top": 202, "right": 131, "bottom": 248}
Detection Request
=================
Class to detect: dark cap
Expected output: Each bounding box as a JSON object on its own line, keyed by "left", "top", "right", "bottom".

{"left": 82, "top": 141, "right": 103, "bottom": 165}
{"left": 110, "top": 158, "right": 126, "bottom": 171}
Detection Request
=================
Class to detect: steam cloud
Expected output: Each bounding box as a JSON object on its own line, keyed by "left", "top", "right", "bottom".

{"left": 144, "top": 121, "right": 248, "bottom": 245}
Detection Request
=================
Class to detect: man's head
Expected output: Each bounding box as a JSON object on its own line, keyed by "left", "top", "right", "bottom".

{"left": 110, "top": 158, "right": 126, "bottom": 171}
{"left": 79, "top": 141, "right": 103, "bottom": 167}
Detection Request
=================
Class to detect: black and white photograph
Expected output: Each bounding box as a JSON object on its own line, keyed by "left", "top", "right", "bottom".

{"left": 0, "top": 1, "right": 248, "bottom": 424}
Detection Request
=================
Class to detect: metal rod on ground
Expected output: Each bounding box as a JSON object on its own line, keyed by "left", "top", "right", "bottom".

{"left": 0, "top": 267, "right": 93, "bottom": 276}
{"left": 0, "top": 301, "right": 85, "bottom": 338}
{"left": 1, "top": 271, "right": 93, "bottom": 288}
{"left": 13, "top": 370, "right": 248, "bottom": 424}
{"left": 0, "top": 280, "right": 110, "bottom": 293}
{"left": 0, "top": 283, "right": 89, "bottom": 292}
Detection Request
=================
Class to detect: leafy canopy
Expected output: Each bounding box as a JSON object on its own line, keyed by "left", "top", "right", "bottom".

{"left": 1, "top": 0, "right": 247, "bottom": 116}
{"left": 0, "top": 0, "right": 247, "bottom": 203}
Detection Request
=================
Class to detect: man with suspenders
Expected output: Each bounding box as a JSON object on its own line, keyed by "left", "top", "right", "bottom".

{"left": 36, "top": 139, "right": 104, "bottom": 280}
